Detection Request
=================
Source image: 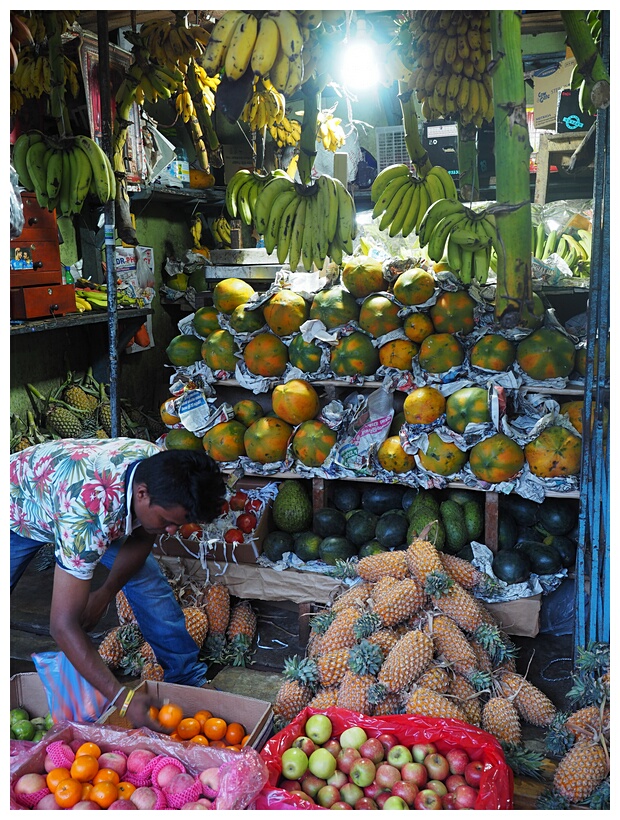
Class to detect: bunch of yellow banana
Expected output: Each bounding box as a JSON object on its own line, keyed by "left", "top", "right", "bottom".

{"left": 23, "top": 11, "right": 79, "bottom": 43}
{"left": 176, "top": 66, "right": 220, "bottom": 123}
{"left": 398, "top": 11, "right": 494, "bottom": 128}
{"left": 317, "top": 111, "right": 346, "bottom": 152}
{"left": 532, "top": 223, "right": 591, "bottom": 276}
{"left": 370, "top": 163, "right": 458, "bottom": 239}
{"left": 127, "top": 60, "right": 184, "bottom": 106}
{"left": 201, "top": 10, "right": 305, "bottom": 98}
{"left": 10, "top": 46, "right": 51, "bottom": 99}
{"left": 12, "top": 131, "right": 116, "bottom": 216}
{"left": 268, "top": 117, "right": 302, "bottom": 148}
{"left": 138, "top": 17, "right": 210, "bottom": 72}
{"left": 75, "top": 279, "right": 145, "bottom": 310}
{"left": 225, "top": 168, "right": 292, "bottom": 227}
{"left": 10, "top": 88, "right": 24, "bottom": 117}
{"left": 241, "top": 78, "right": 286, "bottom": 132}
{"left": 212, "top": 216, "right": 232, "bottom": 247}
{"left": 253, "top": 172, "right": 357, "bottom": 270}
{"left": 74, "top": 294, "right": 93, "bottom": 313}
{"left": 417, "top": 198, "right": 497, "bottom": 285}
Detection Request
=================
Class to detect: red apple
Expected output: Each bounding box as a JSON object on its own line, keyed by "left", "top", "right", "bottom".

{"left": 126, "top": 748, "right": 156, "bottom": 774}
{"left": 377, "top": 732, "right": 399, "bottom": 754}
{"left": 359, "top": 736, "right": 385, "bottom": 764}
{"left": 130, "top": 787, "right": 158, "bottom": 810}
{"left": 33, "top": 792, "right": 63, "bottom": 810}
{"left": 411, "top": 742, "right": 437, "bottom": 763}
{"left": 293, "top": 735, "right": 318, "bottom": 756}
{"left": 97, "top": 751, "right": 127, "bottom": 779}
{"left": 424, "top": 752, "right": 450, "bottom": 782}
{"left": 375, "top": 791, "right": 393, "bottom": 809}
{"left": 106, "top": 799, "right": 138, "bottom": 810}
{"left": 179, "top": 802, "right": 209, "bottom": 810}
{"left": 229, "top": 490, "right": 247, "bottom": 511}
{"left": 331, "top": 801, "right": 353, "bottom": 809}
{"left": 198, "top": 767, "right": 220, "bottom": 798}
{"left": 427, "top": 779, "right": 448, "bottom": 796}
{"left": 70, "top": 800, "right": 101, "bottom": 809}
{"left": 401, "top": 761, "right": 428, "bottom": 788}
{"left": 363, "top": 782, "right": 389, "bottom": 800}
{"left": 350, "top": 758, "right": 376, "bottom": 788}
{"left": 446, "top": 747, "right": 470, "bottom": 776}
{"left": 441, "top": 793, "right": 459, "bottom": 810}
{"left": 300, "top": 772, "right": 326, "bottom": 798}
{"left": 445, "top": 774, "right": 467, "bottom": 792}
{"left": 14, "top": 772, "right": 47, "bottom": 796}
{"left": 464, "top": 760, "right": 485, "bottom": 788}
{"left": 340, "top": 781, "right": 364, "bottom": 807}
{"left": 355, "top": 796, "right": 378, "bottom": 810}
{"left": 453, "top": 783, "right": 479, "bottom": 809}
{"left": 414, "top": 788, "right": 443, "bottom": 810}
{"left": 387, "top": 744, "right": 413, "bottom": 769}
{"left": 155, "top": 762, "right": 184, "bottom": 790}
{"left": 336, "top": 746, "right": 361, "bottom": 775}
{"left": 375, "top": 762, "right": 402, "bottom": 790}
{"left": 316, "top": 784, "right": 341, "bottom": 808}
{"left": 327, "top": 770, "right": 348, "bottom": 789}
{"left": 164, "top": 772, "right": 197, "bottom": 797}
{"left": 279, "top": 780, "right": 301, "bottom": 792}
{"left": 322, "top": 738, "right": 341, "bottom": 758}
{"left": 289, "top": 790, "right": 315, "bottom": 805}
{"left": 383, "top": 795, "right": 410, "bottom": 810}
{"left": 392, "top": 779, "right": 420, "bottom": 806}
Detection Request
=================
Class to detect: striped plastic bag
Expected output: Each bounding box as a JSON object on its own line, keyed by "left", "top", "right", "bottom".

{"left": 32, "top": 651, "right": 110, "bottom": 724}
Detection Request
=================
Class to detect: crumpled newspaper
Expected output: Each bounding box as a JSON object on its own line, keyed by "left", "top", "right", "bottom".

{"left": 470, "top": 541, "right": 567, "bottom": 603}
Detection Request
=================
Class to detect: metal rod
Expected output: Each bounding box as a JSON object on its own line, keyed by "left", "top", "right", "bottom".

{"left": 97, "top": 11, "right": 120, "bottom": 437}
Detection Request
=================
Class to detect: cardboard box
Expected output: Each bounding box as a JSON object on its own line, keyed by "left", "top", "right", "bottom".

{"left": 532, "top": 58, "right": 577, "bottom": 130}
{"left": 10, "top": 672, "right": 273, "bottom": 751}
{"left": 485, "top": 594, "right": 542, "bottom": 638}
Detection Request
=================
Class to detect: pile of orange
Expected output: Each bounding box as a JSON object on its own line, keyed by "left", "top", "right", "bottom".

{"left": 151, "top": 702, "right": 250, "bottom": 751}
{"left": 46, "top": 741, "right": 136, "bottom": 809}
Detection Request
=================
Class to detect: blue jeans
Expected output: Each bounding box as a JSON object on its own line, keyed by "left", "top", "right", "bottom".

{"left": 10, "top": 531, "right": 207, "bottom": 687}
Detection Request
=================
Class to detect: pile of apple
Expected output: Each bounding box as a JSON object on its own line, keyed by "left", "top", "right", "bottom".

{"left": 277, "top": 714, "right": 485, "bottom": 810}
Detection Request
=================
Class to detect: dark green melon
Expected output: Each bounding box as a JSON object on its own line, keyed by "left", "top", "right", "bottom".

{"left": 375, "top": 511, "right": 409, "bottom": 549}
{"left": 361, "top": 484, "right": 405, "bottom": 515}
{"left": 536, "top": 499, "right": 577, "bottom": 536}
{"left": 319, "top": 536, "right": 357, "bottom": 565}
{"left": 501, "top": 495, "right": 540, "bottom": 527}
{"left": 262, "top": 531, "right": 295, "bottom": 563}
{"left": 313, "top": 507, "right": 347, "bottom": 538}
{"left": 498, "top": 513, "right": 519, "bottom": 550}
{"left": 492, "top": 549, "right": 531, "bottom": 584}
{"left": 521, "top": 542, "right": 563, "bottom": 575}
{"left": 401, "top": 488, "right": 418, "bottom": 513}
{"left": 543, "top": 535, "right": 577, "bottom": 568}
{"left": 332, "top": 484, "right": 362, "bottom": 513}
{"left": 346, "top": 509, "right": 379, "bottom": 546}
{"left": 293, "top": 531, "right": 323, "bottom": 562}
{"left": 358, "top": 539, "right": 387, "bottom": 558}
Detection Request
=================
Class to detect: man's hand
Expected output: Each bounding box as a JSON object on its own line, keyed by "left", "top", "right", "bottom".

{"left": 124, "top": 689, "right": 163, "bottom": 732}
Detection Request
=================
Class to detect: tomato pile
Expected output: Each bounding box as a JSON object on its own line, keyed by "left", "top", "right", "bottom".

{"left": 178, "top": 487, "right": 263, "bottom": 545}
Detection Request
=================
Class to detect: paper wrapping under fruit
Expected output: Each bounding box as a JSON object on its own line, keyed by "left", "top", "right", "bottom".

{"left": 253, "top": 706, "right": 513, "bottom": 811}
{"left": 10, "top": 719, "right": 268, "bottom": 811}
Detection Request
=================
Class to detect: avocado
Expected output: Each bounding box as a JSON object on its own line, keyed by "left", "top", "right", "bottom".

{"left": 407, "top": 510, "right": 446, "bottom": 550}
{"left": 406, "top": 489, "right": 440, "bottom": 523}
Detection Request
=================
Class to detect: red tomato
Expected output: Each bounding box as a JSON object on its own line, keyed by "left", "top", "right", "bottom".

{"left": 229, "top": 490, "right": 248, "bottom": 511}
{"left": 219, "top": 500, "right": 230, "bottom": 515}
{"left": 244, "top": 498, "right": 262, "bottom": 513}
{"left": 179, "top": 522, "right": 203, "bottom": 538}
{"left": 224, "top": 528, "right": 244, "bottom": 545}
{"left": 236, "top": 512, "right": 257, "bottom": 533}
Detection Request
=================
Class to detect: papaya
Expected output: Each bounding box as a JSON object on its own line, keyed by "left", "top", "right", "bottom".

{"left": 516, "top": 327, "right": 576, "bottom": 381}
{"left": 470, "top": 333, "right": 516, "bottom": 372}
{"left": 229, "top": 303, "right": 265, "bottom": 334}
{"left": 272, "top": 379, "right": 320, "bottom": 426}
{"left": 445, "top": 387, "right": 490, "bottom": 434}
{"left": 288, "top": 333, "right": 324, "bottom": 373}
{"left": 243, "top": 416, "right": 293, "bottom": 463}
{"left": 165, "top": 427, "right": 204, "bottom": 452}
{"left": 403, "top": 312, "right": 435, "bottom": 344}
{"left": 201, "top": 329, "right": 237, "bottom": 371}
{"left": 341, "top": 256, "right": 387, "bottom": 298}
{"left": 202, "top": 420, "right": 247, "bottom": 461}
{"left": 417, "top": 431, "right": 468, "bottom": 476}
{"left": 468, "top": 433, "right": 525, "bottom": 484}
{"left": 524, "top": 425, "right": 582, "bottom": 478}
{"left": 418, "top": 333, "right": 465, "bottom": 373}
{"left": 377, "top": 435, "right": 416, "bottom": 473}
{"left": 212, "top": 277, "right": 256, "bottom": 314}
{"left": 393, "top": 267, "right": 435, "bottom": 306}
{"left": 430, "top": 290, "right": 476, "bottom": 335}
{"left": 309, "top": 286, "right": 359, "bottom": 329}
{"left": 330, "top": 331, "right": 379, "bottom": 377}
{"left": 192, "top": 305, "right": 220, "bottom": 337}
{"left": 166, "top": 334, "right": 203, "bottom": 367}
{"left": 292, "top": 420, "right": 337, "bottom": 467}
{"left": 378, "top": 338, "right": 418, "bottom": 370}
{"left": 233, "top": 399, "right": 264, "bottom": 427}
{"left": 243, "top": 332, "right": 289, "bottom": 377}
{"left": 403, "top": 385, "right": 446, "bottom": 425}
{"left": 263, "top": 289, "right": 309, "bottom": 336}
{"left": 358, "top": 294, "right": 403, "bottom": 338}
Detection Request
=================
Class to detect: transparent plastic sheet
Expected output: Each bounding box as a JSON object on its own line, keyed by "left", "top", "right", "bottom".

{"left": 10, "top": 720, "right": 268, "bottom": 810}
{"left": 10, "top": 165, "right": 25, "bottom": 237}
{"left": 253, "top": 706, "right": 513, "bottom": 811}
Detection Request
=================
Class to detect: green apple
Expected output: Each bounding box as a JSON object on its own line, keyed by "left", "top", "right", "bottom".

{"left": 281, "top": 747, "right": 309, "bottom": 781}
{"left": 308, "top": 747, "right": 337, "bottom": 780}
{"left": 339, "top": 726, "right": 368, "bottom": 750}
{"left": 304, "top": 714, "right": 333, "bottom": 746}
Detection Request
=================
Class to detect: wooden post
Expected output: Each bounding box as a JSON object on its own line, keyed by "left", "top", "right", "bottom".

{"left": 485, "top": 491, "right": 500, "bottom": 553}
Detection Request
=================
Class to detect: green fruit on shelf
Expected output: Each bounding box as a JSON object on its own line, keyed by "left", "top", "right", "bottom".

{"left": 10, "top": 707, "right": 29, "bottom": 726}
{"left": 12, "top": 719, "right": 36, "bottom": 740}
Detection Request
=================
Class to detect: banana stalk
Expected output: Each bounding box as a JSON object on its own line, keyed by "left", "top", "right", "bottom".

{"left": 561, "top": 11, "right": 610, "bottom": 110}
{"left": 186, "top": 59, "right": 222, "bottom": 168}
{"left": 457, "top": 121, "right": 479, "bottom": 203}
{"left": 43, "top": 11, "right": 70, "bottom": 136}
{"left": 398, "top": 84, "right": 432, "bottom": 178}
{"left": 298, "top": 79, "right": 320, "bottom": 186}
{"left": 489, "top": 11, "right": 534, "bottom": 327}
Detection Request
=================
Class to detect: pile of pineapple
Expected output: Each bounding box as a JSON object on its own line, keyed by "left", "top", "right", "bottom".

{"left": 98, "top": 579, "right": 258, "bottom": 681}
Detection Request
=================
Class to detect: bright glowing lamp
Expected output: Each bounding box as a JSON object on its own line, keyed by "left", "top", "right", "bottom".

{"left": 341, "top": 19, "right": 379, "bottom": 90}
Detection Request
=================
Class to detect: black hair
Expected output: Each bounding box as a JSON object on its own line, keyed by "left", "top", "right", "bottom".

{"left": 133, "top": 449, "right": 226, "bottom": 524}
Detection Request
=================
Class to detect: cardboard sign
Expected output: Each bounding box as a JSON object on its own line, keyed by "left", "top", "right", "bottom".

{"left": 532, "top": 58, "right": 577, "bottom": 130}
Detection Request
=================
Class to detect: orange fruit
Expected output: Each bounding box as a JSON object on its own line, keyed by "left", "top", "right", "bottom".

{"left": 177, "top": 717, "right": 201, "bottom": 740}
{"left": 241, "top": 734, "right": 251, "bottom": 746}
{"left": 70, "top": 754, "right": 100, "bottom": 782}
{"left": 169, "top": 732, "right": 181, "bottom": 742}
{"left": 225, "top": 722, "right": 246, "bottom": 745}
{"left": 189, "top": 734, "right": 210, "bottom": 745}
{"left": 93, "top": 768, "right": 120, "bottom": 785}
{"left": 209, "top": 739, "right": 226, "bottom": 748}
{"left": 226, "top": 744, "right": 242, "bottom": 751}
{"left": 89, "top": 781, "right": 119, "bottom": 809}
{"left": 193, "top": 709, "right": 213, "bottom": 729}
{"left": 81, "top": 783, "right": 93, "bottom": 800}
{"left": 47, "top": 767, "right": 72, "bottom": 793}
{"left": 75, "top": 741, "right": 101, "bottom": 759}
{"left": 158, "top": 702, "right": 184, "bottom": 730}
{"left": 54, "top": 778, "right": 83, "bottom": 808}
{"left": 117, "top": 782, "right": 136, "bottom": 799}
{"left": 149, "top": 705, "right": 160, "bottom": 722}
{"left": 203, "top": 717, "right": 227, "bottom": 741}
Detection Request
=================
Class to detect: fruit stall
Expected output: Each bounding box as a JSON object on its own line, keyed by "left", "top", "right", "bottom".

{"left": 10, "top": 10, "right": 609, "bottom": 811}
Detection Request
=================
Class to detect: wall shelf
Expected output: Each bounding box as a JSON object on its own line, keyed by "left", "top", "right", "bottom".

{"left": 10, "top": 306, "right": 153, "bottom": 335}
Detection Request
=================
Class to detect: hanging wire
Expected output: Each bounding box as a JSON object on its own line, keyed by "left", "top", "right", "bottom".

{"left": 539, "top": 656, "right": 574, "bottom": 683}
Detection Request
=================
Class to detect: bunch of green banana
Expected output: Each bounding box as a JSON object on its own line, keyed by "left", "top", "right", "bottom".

{"left": 175, "top": 66, "right": 220, "bottom": 123}
{"left": 12, "top": 131, "right": 116, "bottom": 216}
{"left": 418, "top": 198, "right": 497, "bottom": 285}
{"left": 317, "top": 111, "right": 346, "bottom": 152}
{"left": 532, "top": 223, "right": 592, "bottom": 276}
{"left": 137, "top": 17, "right": 210, "bottom": 72}
{"left": 397, "top": 10, "right": 494, "bottom": 128}
{"left": 74, "top": 280, "right": 145, "bottom": 311}
{"left": 568, "top": 11, "right": 604, "bottom": 118}
{"left": 201, "top": 10, "right": 305, "bottom": 97}
{"left": 225, "top": 168, "right": 291, "bottom": 226}
{"left": 241, "top": 78, "right": 286, "bottom": 132}
{"left": 268, "top": 116, "right": 302, "bottom": 148}
{"left": 253, "top": 172, "right": 356, "bottom": 270}
{"left": 212, "top": 216, "right": 232, "bottom": 247}
{"left": 370, "top": 163, "right": 458, "bottom": 239}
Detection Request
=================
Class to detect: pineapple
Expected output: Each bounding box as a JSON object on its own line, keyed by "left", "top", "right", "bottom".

{"left": 377, "top": 629, "right": 434, "bottom": 693}
{"left": 319, "top": 606, "right": 362, "bottom": 653}
{"left": 356, "top": 551, "right": 409, "bottom": 582}
{"left": 471, "top": 623, "right": 518, "bottom": 666}
{"left": 565, "top": 704, "right": 610, "bottom": 741}
{"left": 274, "top": 656, "right": 319, "bottom": 730}
{"left": 371, "top": 578, "right": 427, "bottom": 627}
{"left": 140, "top": 660, "right": 164, "bottom": 682}
{"left": 366, "top": 628, "right": 401, "bottom": 658}
{"left": 63, "top": 384, "right": 98, "bottom": 416}
{"left": 331, "top": 582, "right": 373, "bottom": 613}
{"left": 352, "top": 611, "right": 382, "bottom": 641}
{"left": 497, "top": 670, "right": 557, "bottom": 727}
{"left": 225, "top": 601, "right": 257, "bottom": 667}
{"left": 98, "top": 627, "right": 124, "bottom": 668}
{"left": 439, "top": 552, "right": 484, "bottom": 589}
{"left": 116, "top": 590, "right": 137, "bottom": 625}
{"left": 448, "top": 673, "right": 482, "bottom": 726}
{"left": 404, "top": 685, "right": 467, "bottom": 721}
{"left": 183, "top": 606, "right": 209, "bottom": 648}
{"left": 315, "top": 647, "right": 350, "bottom": 688}
{"left": 138, "top": 641, "right": 157, "bottom": 664}
{"left": 470, "top": 638, "right": 495, "bottom": 674}
{"left": 405, "top": 538, "right": 444, "bottom": 586}
{"left": 203, "top": 582, "right": 231, "bottom": 634}
{"left": 424, "top": 571, "right": 488, "bottom": 633}
{"left": 372, "top": 691, "right": 405, "bottom": 716}
{"left": 553, "top": 740, "right": 609, "bottom": 804}
{"left": 309, "top": 688, "right": 339, "bottom": 710}
{"left": 427, "top": 613, "right": 479, "bottom": 678}
{"left": 482, "top": 696, "right": 522, "bottom": 745}
{"left": 336, "top": 640, "right": 384, "bottom": 714}
{"left": 417, "top": 665, "right": 451, "bottom": 694}
{"left": 46, "top": 405, "right": 83, "bottom": 438}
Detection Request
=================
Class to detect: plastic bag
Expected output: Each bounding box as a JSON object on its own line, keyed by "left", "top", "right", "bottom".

{"left": 254, "top": 706, "right": 513, "bottom": 811}
{"left": 32, "top": 651, "right": 110, "bottom": 724}
{"left": 10, "top": 165, "right": 25, "bottom": 237}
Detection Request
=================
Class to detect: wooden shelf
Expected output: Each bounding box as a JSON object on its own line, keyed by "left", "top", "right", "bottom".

{"left": 10, "top": 307, "right": 153, "bottom": 335}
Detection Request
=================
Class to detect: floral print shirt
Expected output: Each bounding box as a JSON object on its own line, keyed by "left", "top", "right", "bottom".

{"left": 10, "top": 437, "right": 161, "bottom": 580}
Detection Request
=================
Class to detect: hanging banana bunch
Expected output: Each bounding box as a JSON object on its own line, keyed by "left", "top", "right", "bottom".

{"left": 268, "top": 117, "right": 302, "bottom": 149}
{"left": 212, "top": 215, "right": 232, "bottom": 248}
{"left": 317, "top": 110, "right": 346, "bottom": 152}
{"left": 240, "top": 77, "right": 286, "bottom": 133}
{"left": 397, "top": 10, "right": 494, "bottom": 128}
{"left": 137, "top": 14, "right": 211, "bottom": 73}
{"left": 562, "top": 11, "right": 609, "bottom": 117}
